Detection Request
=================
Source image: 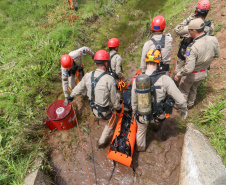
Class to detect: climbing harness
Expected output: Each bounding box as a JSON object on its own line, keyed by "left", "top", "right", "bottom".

{"left": 151, "top": 35, "right": 170, "bottom": 73}
{"left": 108, "top": 52, "right": 122, "bottom": 79}
{"left": 90, "top": 71, "right": 112, "bottom": 120}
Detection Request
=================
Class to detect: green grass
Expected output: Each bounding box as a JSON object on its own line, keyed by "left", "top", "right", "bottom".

{"left": 0, "top": 0, "right": 205, "bottom": 184}
{"left": 213, "top": 23, "right": 223, "bottom": 35}
{"left": 188, "top": 96, "right": 226, "bottom": 165}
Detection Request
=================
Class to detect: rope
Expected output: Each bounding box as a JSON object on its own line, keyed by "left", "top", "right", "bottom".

{"left": 117, "top": 78, "right": 126, "bottom": 92}
{"left": 70, "top": 18, "right": 75, "bottom": 51}
{"left": 108, "top": 160, "right": 116, "bottom": 184}
{"left": 73, "top": 107, "right": 92, "bottom": 185}
{"left": 88, "top": 123, "right": 98, "bottom": 185}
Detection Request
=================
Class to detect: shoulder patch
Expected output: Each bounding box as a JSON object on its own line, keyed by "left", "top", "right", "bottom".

{"left": 186, "top": 48, "right": 191, "bottom": 56}
{"left": 178, "top": 26, "right": 184, "bottom": 30}
{"left": 79, "top": 51, "right": 83, "bottom": 55}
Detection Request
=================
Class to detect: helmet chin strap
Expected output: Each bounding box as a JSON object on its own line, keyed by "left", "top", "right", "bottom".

{"left": 104, "top": 62, "right": 108, "bottom": 72}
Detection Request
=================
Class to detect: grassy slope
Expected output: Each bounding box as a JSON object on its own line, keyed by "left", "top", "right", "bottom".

{"left": 2, "top": 0, "right": 225, "bottom": 184}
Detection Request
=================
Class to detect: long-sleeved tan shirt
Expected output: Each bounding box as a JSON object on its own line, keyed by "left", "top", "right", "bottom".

{"left": 69, "top": 46, "right": 94, "bottom": 66}
{"left": 109, "top": 50, "right": 123, "bottom": 78}
{"left": 177, "top": 34, "right": 220, "bottom": 77}
{"left": 62, "top": 46, "right": 94, "bottom": 97}
{"left": 70, "top": 68, "right": 121, "bottom": 117}
{"left": 174, "top": 14, "right": 215, "bottom": 62}
{"left": 174, "top": 13, "right": 214, "bottom": 38}
{"left": 131, "top": 68, "right": 187, "bottom": 113}
{"left": 140, "top": 33, "right": 173, "bottom": 72}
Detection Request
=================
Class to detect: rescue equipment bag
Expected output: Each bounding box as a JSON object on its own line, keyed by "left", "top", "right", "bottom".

{"left": 90, "top": 71, "right": 112, "bottom": 120}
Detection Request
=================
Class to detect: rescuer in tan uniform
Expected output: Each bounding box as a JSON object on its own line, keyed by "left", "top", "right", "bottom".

{"left": 60, "top": 47, "right": 94, "bottom": 99}
{"left": 108, "top": 38, "right": 123, "bottom": 79}
{"left": 174, "top": 0, "right": 214, "bottom": 78}
{"left": 108, "top": 38, "right": 124, "bottom": 99}
{"left": 132, "top": 49, "right": 187, "bottom": 152}
{"left": 141, "top": 15, "right": 173, "bottom": 74}
{"left": 65, "top": 50, "right": 121, "bottom": 148}
{"left": 174, "top": 18, "right": 220, "bottom": 109}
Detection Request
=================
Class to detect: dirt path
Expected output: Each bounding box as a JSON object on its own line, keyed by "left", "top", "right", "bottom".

{"left": 46, "top": 0, "right": 226, "bottom": 184}
{"left": 47, "top": 104, "right": 184, "bottom": 185}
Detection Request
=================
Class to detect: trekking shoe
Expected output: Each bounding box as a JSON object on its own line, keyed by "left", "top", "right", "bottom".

{"left": 98, "top": 143, "right": 105, "bottom": 149}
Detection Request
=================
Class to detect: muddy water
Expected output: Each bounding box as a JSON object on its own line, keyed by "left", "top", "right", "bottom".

{"left": 47, "top": 96, "right": 184, "bottom": 185}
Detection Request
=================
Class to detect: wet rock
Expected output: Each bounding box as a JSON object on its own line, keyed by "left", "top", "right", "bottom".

{"left": 179, "top": 123, "right": 226, "bottom": 185}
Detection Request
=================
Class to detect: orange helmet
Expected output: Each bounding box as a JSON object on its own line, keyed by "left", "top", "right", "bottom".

{"left": 196, "top": 0, "right": 211, "bottom": 14}
{"left": 145, "top": 49, "right": 161, "bottom": 63}
{"left": 151, "top": 15, "right": 166, "bottom": 31}
{"left": 60, "top": 54, "right": 73, "bottom": 69}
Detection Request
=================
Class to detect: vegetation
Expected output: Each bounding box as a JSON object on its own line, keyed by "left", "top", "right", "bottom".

{"left": 188, "top": 95, "right": 226, "bottom": 165}
{"left": 1, "top": 0, "right": 225, "bottom": 184}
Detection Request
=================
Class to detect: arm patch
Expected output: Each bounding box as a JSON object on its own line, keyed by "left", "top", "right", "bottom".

{"left": 178, "top": 26, "right": 184, "bottom": 30}
{"left": 186, "top": 48, "right": 191, "bottom": 56}
{"left": 63, "top": 72, "right": 68, "bottom": 77}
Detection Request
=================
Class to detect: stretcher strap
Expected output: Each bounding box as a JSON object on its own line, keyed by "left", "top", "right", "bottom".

{"left": 108, "top": 110, "right": 116, "bottom": 127}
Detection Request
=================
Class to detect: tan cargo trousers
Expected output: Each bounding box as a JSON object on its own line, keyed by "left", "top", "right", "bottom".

{"left": 99, "top": 112, "right": 119, "bottom": 145}
{"left": 136, "top": 121, "right": 148, "bottom": 152}
{"left": 179, "top": 71, "right": 207, "bottom": 107}
{"left": 173, "top": 58, "right": 185, "bottom": 85}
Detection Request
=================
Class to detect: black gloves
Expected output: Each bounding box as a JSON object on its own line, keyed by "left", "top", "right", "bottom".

{"left": 64, "top": 96, "right": 74, "bottom": 106}
{"left": 67, "top": 96, "right": 74, "bottom": 102}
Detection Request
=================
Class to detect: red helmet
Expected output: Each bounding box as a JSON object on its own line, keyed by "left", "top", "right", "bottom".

{"left": 60, "top": 54, "right": 73, "bottom": 69}
{"left": 151, "top": 15, "right": 166, "bottom": 31}
{"left": 196, "top": 0, "right": 211, "bottom": 13}
{"left": 94, "top": 50, "right": 109, "bottom": 63}
{"left": 108, "top": 38, "right": 120, "bottom": 47}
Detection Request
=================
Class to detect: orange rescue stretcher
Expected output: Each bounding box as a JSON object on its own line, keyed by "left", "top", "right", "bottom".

{"left": 107, "top": 103, "right": 137, "bottom": 167}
